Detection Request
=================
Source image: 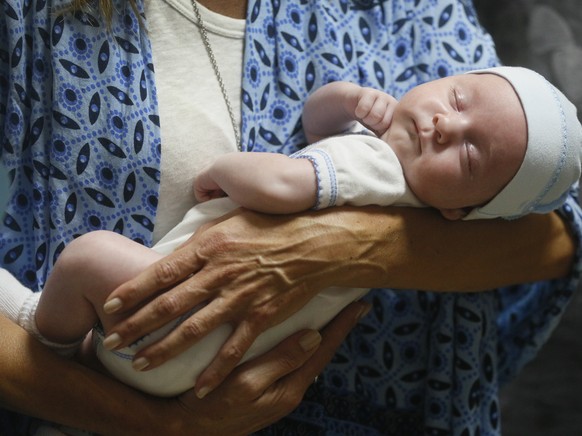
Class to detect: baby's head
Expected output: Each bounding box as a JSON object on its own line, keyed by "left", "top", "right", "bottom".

{"left": 385, "top": 66, "right": 582, "bottom": 220}
{"left": 463, "top": 67, "right": 582, "bottom": 220}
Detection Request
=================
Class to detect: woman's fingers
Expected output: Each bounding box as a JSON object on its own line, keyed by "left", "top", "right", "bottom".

{"left": 124, "top": 277, "right": 294, "bottom": 376}
{"left": 207, "top": 329, "right": 322, "bottom": 399}
{"left": 176, "top": 301, "right": 370, "bottom": 435}
{"left": 193, "top": 318, "right": 260, "bottom": 398}
{"left": 124, "top": 294, "right": 234, "bottom": 371}
{"left": 175, "top": 329, "right": 323, "bottom": 435}
{"left": 102, "top": 210, "right": 247, "bottom": 350}
{"left": 102, "top": 207, "right": 352, "bottom": 379}
{"left": 102, "top": 276, "right": 228, "bottom": 351}
{"left": 196, "top": 300, "right": 371, "bottom": 400}
{"left": 103, "top": 246, "right": 203, "bottom": 316}
{"left": 284, "top": 301, "right": 371, "bottom": 387}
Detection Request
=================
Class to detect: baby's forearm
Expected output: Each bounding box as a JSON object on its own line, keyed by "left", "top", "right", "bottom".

{"left": 302, "top": 82, "right": 362, "bottom": 143}
{"left": 205, "top": 152, "right": 317, "bottom": 214}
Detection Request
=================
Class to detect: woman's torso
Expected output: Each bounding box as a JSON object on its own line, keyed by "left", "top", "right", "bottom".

{"left": 146, "top": 0, "right": 244, "bottom": 242}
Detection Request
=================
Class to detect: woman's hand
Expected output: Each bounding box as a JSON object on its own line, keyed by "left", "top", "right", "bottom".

{"left": 170, "top": 301, "right": 370, "bottom": 436}
{"left": 103, "top": 206, "right": 363, "bottom": 397}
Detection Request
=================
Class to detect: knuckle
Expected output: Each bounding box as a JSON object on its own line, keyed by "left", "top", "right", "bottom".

{"left": 120, "top": 316, "right": 140, "bottom": 336}
{"left": 220, "top": 394, "right": 237, "bottom": 410}
{"left": 195, "top": 222, "right": 212, "bottom": 235}
{"left": 276, "top": 350, "right": 301, "bottom": 373}
{"left": 236, "top": 372, "right": 256, "bottom": 394}
{"left": 248, "top": 309, "right": 271, "bottom": 331}
{"left": 142, "top": 342, "right": 171, "bottom": 366}
{"left": 202, "top": 231, "right": 231, "bottom": 253}
{"left": 221, "top": 343, "right": 245, "bottom": 365}
{"left": 154, "top": 293, "right": 182, "bottom": 318}
{"left": 369, "top": 109, "right": 383, "bottom": 123}
{"left": 219, "top": 263, "right": 241, "bottom": 282}
{"left": 153, "top": 259, "right": 181, "bottom": 285}
{"left": 179, "top": 318, "right": 205, "bottom": 342}
{"left": 122, "top": 282, "right": 141, "bottom": 300}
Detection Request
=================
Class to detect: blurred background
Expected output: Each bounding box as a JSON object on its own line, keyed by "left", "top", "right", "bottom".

{"left": 474, "top": 1, "right": 582, "bottom": 435}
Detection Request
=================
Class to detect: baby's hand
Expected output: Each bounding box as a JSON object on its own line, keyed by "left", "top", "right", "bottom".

{"left": 354, "top": 88, "right": 397, "bottom": 137}
{"left": 194, "top": 167, "right": 227, "bottom": 202}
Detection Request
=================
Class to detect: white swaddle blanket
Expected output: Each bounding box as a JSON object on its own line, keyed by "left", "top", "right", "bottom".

{"left": 94, "top": 198, "right": 368, "bottom": 397}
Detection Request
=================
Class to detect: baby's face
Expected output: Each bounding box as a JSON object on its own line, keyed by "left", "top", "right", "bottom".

{"left": 382, "top": 73, "right": 527, "bottom": 219}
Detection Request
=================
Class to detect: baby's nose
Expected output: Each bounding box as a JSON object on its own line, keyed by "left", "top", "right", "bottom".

{"left": 433, "top": 113, "right": 464, "bottom": 145}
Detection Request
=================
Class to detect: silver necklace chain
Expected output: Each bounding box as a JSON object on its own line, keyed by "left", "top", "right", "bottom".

{"left": 190, "top": 0, "right": 242, "bottom": 151}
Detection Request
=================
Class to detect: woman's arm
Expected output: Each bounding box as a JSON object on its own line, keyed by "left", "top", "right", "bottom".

{"left": 0, "top": 314, "right": 162, "bottom": 435}
{"left": 0, "top": 301, "right": 367, "bottom": 435}
{"left": 101, "top": 205, "right": 574, "bottom": 398}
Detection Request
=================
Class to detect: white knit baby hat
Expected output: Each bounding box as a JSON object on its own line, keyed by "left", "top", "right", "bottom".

{"left": 464, "top": 66, "right": 582, "bottom": 220}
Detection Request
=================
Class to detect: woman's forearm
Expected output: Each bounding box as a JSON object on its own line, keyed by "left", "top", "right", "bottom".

{"left": 319, "top": 205, "right": 574, "bottom": 292}
{"left": 0, "top": 314, "right": 171, "bottom": 436}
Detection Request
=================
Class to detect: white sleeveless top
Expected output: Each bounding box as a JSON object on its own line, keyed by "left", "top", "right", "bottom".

{"left": 145, "top": 0, "right": 245, "bottom": 243}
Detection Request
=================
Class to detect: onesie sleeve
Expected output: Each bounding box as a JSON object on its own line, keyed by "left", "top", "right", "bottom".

{"left": 291, "top": 134, "right": 423, "bottom": 210}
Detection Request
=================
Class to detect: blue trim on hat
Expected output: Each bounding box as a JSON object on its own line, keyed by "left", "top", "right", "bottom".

{"left": 529, "top": 78, "right": 569, "bottom": 215}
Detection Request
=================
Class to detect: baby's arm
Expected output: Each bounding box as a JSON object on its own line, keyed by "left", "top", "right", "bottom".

{"left": 302, "top": 81, "right": 398, "bottom": 143}
{"left": 194, "top": 152, "right": 317, "bottom": 214}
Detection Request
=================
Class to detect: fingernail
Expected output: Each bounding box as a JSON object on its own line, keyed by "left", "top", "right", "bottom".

{"left": 102, "top": 333, "right": 122, "bottom": 350}
{"left": 133, "top": 357, "right": 150, "bottom": 371}
{"left": 357, "top": 303, "right": 372, "bottom": 321}
{"left": 103, "top": 297, "right": 123, "bottom": 314}
{"left": 196, "top": 386, "right": 211, "bottom": 399}
{"left": 299, "top": 330, "right": 321, "bottom": 352}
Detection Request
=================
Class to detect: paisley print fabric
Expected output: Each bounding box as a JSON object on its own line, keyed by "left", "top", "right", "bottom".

{"left": 1, "top": 1, "right": 581, "bottom": 435}
{"left": 0, "top": 0, "right": 160, "bottom": 291}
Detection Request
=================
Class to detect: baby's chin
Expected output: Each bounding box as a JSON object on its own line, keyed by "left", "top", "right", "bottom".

{"left": 383, "top": 130, "right": 418, "bottom": 164}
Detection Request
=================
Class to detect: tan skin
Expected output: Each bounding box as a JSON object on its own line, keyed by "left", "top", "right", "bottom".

{"left": 1, "top": 1, "right": 576, "bottom": 433}
{"left": 199, "top": 0, "right": 247, "bottom": 19}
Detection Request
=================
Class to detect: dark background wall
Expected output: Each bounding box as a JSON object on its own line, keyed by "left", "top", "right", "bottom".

{"left": 474, "top": 1, "right": 582, "bottom": 435}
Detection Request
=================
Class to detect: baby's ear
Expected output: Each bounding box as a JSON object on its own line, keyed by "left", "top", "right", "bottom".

{"left": 439, "top": 208, "right": 469, "bottom": 220}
